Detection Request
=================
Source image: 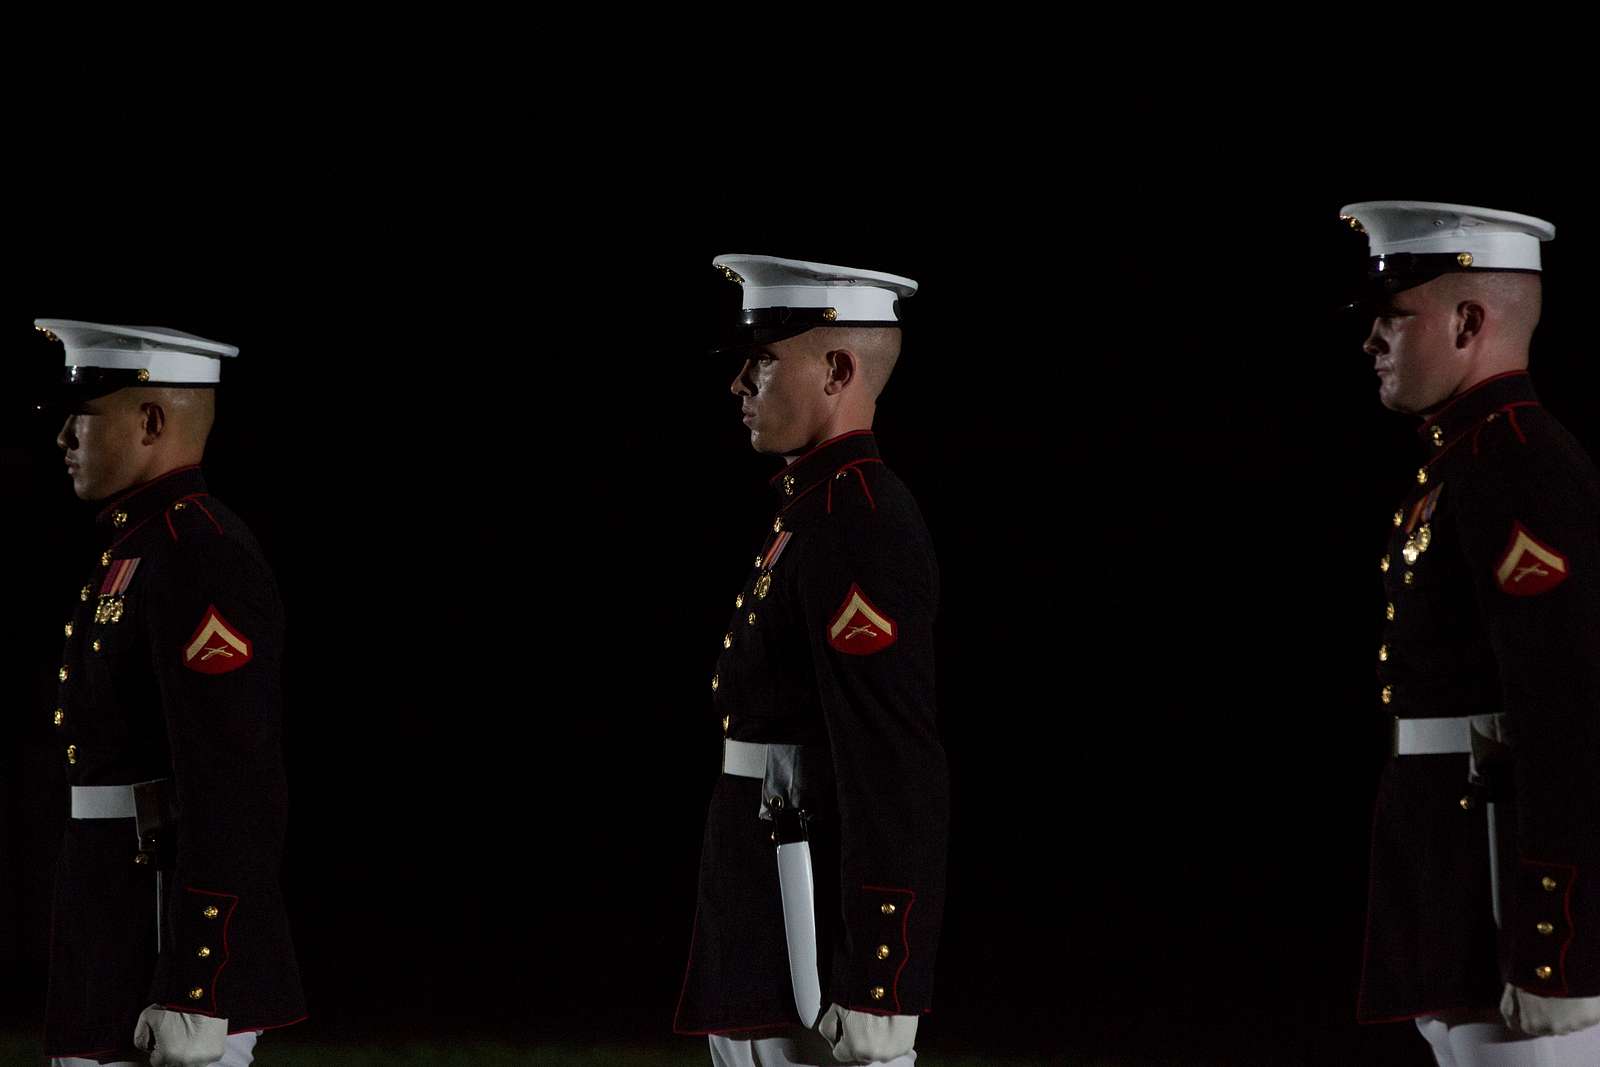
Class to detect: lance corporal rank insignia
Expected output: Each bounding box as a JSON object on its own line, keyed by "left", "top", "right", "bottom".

{"left": 827, "top": 583, "right": 897, "bottom": 655}
{"left": 183, "top": 605, "right": 254, "bottom": 674}
{"left": 1494, "top": 522, "right": 1570, "bottom": 596}
{"left": 95, "top": 557, "right": 140, "bottom": 623}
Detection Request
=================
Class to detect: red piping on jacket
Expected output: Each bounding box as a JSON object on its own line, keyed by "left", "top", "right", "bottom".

{"left": 1417, "top": 371, "right": 1530, "bottom": 439}
{"left": 767, "top": 430, "right": 876, "bottom": 488}
{"left": 165, "top": 887, "right": 239, "bottom": 1016}
{"left": 187, "top": 495, "right": 223, "bottom": 534}
{"left": 109, "top": 512, "right": 161, "bottom": 553}
{"left": 861, "top": 884, "right": 916, "bottom": 1012}
{"left": 95, "top": 463, "right": 204, "bottom": 524}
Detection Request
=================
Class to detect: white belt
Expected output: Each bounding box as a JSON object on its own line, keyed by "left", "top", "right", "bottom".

{"left": 723, "top": 739, "right": 768, "bottom": 778}
{"left": 1394, "top": 716, "right": 1473, "bottom": 756}
{"left": 69, "top": 779, "right": 169, "bottom": 820}
{"left": 70, "top": 784, "right": 137, "bottom": 819}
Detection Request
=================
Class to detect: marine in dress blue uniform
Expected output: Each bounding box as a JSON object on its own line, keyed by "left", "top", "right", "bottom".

{"left": 1342, "top": 204, "right": 1600, "bottom": 1066}
{"left": 38, "top": 321, "right": 305, "bottom": 1066}
{"left": 675, "top": 256, "right": 948, "bottom": 1067}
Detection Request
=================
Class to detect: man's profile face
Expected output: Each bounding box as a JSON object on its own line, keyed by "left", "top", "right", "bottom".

{"left": 56, "top": 391, "right": 148, "bottom": 501}
{"left": 1364, "top": 279, "right": 1464, "bottom": 415}
{"left": 728, "top": 332, "right": 832, "bottom": 455}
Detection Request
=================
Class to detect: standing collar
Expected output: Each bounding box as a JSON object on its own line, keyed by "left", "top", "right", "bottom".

{"left": 1416, "top": 370, "right": 1539, "bottom": 454}
{"left": 769, "top": 429, "right": 881, "bottom": 506}
{"left": 94, "top": 463, "right": 209, "bottom": 533}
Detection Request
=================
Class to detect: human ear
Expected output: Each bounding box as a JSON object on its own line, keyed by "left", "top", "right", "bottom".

{"left": 141, "top": 402, "right": 167, "bottom": 443}
{"left": 823, "top": 349, "right": 855, "bottom": 395}
{"left": 1456, "top": 302, "right": 1486, "bottom": 349}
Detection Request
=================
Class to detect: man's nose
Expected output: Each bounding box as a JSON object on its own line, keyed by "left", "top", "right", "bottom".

{"left": 729, "top": 360, "right": 754, "bottom": 397}
{"left": 56, "top": 416, "right": 76, "bottom": 451}
{"left": 1363, "top": 322, "right": 1385, "bottom": 358}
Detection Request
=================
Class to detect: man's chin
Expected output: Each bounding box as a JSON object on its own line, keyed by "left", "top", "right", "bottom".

{"left": 1377, "top": 382, "right": 1417, "bottom": 416}
{"left": 68, "top": 475, "right": 116, "bottom": 503}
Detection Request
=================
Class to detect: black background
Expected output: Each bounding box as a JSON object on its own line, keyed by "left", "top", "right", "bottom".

{"left": 0, "top": 85, "right": 1595, "bottom": 1066}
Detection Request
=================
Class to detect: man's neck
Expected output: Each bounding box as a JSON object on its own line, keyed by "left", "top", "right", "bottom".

{"left": 1449, "top": 351, "right": 1531, "bottom": 405}
{"left": 784, "top": 415, "right": 874, "bottom": 465}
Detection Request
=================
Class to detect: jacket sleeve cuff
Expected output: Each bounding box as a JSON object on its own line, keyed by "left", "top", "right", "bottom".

{"left": 150, "top": 886, "right": 238, "bottom": 1013}
{"left": 1511, "top": 859, "right": 1578, "bottom": 995}
{"left": 837, "top": 885, "right": 917, "bottom": 1013}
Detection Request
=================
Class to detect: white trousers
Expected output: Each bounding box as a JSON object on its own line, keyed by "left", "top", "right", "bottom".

{"left": 1418, "top": 1015, "right": 1600, "bottom": 1067}
{"left": 709, "top": 1026, "right": 915, "bottom": 1067}
{"left": 52, "top": 1029, "right": 259, "bottom": 1067}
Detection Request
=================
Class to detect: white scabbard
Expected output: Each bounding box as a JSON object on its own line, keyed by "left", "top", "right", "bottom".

{"left": 776, "top": 840, "right": 823, "bottom": 1028}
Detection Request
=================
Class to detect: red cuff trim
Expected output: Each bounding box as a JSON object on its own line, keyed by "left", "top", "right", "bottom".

{"left": 863, "top": 884, "right": 915, "bottom": 1012}
{"left": 1520, "top": 858, "right": 1578, "bottom": 994}
{"left": 181, "top": 886, "right": 239, "bottom": 1014}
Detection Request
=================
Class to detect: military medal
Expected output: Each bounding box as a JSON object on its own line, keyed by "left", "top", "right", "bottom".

{"left": 761, "top": 529, "right": 793, "bottom": 570}
{"left": 95, "top": 557, "right": 140, "bottom": 623}
{"left": 1404, "top": 483, "right": 1442, "bottom": 534}
{"left": 1401, "top": 485, "right": 1443, "bottom": 564}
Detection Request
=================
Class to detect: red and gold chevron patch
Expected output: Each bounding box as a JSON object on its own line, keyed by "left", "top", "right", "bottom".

{"left": 827, "top": 584, "right": 897, "bottom": 655}
{"left": 183, "top": 605, "right": 254, "bottom": 674}
{"left": 1494, "top": 522, "right": 1570, "bottom": 596}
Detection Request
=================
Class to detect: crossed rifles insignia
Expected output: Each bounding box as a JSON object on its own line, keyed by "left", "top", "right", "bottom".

{"left": 827, "top": 583, "right": 897, "bottom": 655}
{"left": 183, "top": 605, "right": 254, "bottom": 674}
{"left": 1494, "top": 522, "right": 1571, "bottom": 597}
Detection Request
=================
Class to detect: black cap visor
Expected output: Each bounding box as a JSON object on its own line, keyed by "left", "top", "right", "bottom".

{"left": 711, "top": 306, "right": 902, "bottom": 354}
{"left": 1341, "top": 254, "right": 1541, "bottom": 315}
{"left": 33, "top": 367, "right": 215, "bottom": 417}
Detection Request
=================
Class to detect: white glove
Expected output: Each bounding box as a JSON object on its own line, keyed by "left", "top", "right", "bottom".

{"left": 133, "top": 1005, "right": 228, "bottom": 1067}
{"left": 817, "top": 1002, "right": 918, "bottom": 1064}
{"left": 1499, "top": 983, "right": 1600, "bottom": 1037}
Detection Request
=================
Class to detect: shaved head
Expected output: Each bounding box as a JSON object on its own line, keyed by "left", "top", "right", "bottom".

{"left": 1426, "top": 271, "right": 1543, "bottom": 350}
{"left": 119, "top": 387, "right": 217, "bottom": 453}
{"left": 789, "top": 326, "right": 903, "bottom": 401}
{"left": 57, "top": 386, "right": 216, "bottom": 500}
{"left": 728, "top": 326, "right": 904, "bottom": 455}
{"left": 1364, "top": 271, "right": 1544, "bottom": 415}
